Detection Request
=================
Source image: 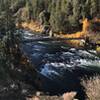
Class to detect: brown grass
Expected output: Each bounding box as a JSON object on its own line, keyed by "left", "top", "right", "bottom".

{"left": 81, "top": 76, "right": 100, "bottom": 100}
{"left": 96, "top": 47, "right": 100, "bottom": 55}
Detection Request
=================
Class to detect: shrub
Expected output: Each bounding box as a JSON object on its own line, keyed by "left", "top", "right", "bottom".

{"left": 81, "top": 76, "right": 100, "bottom": 100}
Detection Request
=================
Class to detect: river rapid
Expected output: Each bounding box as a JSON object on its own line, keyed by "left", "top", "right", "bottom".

{"left": 20, "top": 30, "right": 100, "bottom": 99}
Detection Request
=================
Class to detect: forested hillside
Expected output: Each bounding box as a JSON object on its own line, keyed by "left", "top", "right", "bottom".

{"left": 0, "top": 0, "right": 99, "bottom": 33}
{"left": 0, "top": 0, "right": 100, "bottom": 100}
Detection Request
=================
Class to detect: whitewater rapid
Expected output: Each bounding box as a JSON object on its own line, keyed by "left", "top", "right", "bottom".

{"left": 21, "top": 30, "right": 100, "bottom": 80}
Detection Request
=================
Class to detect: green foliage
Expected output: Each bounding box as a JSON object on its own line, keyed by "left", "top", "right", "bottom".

{"left": 90, "top": 0, "right": 98, "bottom": 17}
{"left": 0, "top": 0, "right": 20, "bottom": 80}
{"left": 0, "top": 0, "right": 99, "bottom": 33}
{"left": 0, "top": 0, "right": 16, "bottom": 34}
{"left": 0, "top": 39, "right": 10, "bottom": 80}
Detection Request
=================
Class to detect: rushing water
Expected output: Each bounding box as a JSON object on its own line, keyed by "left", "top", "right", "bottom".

{"left": 20, "top": 30, "right": 100, "bottom": 98}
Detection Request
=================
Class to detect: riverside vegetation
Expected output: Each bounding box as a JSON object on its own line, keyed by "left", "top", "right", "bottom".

{"left": 0, "top": 0, "right": 100, "bottom": 100}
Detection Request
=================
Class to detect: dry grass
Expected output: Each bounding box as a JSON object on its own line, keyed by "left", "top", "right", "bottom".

{"left": 81, "top": 76, "right": 100, "bottom": 100}
{"left": 26, "top": 91, "right": 77, "bottom": 100}
{"left": 96, "top": 47, "right": 100, "bottom": 55}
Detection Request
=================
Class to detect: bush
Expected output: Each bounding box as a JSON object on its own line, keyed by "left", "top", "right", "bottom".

{"left": 81, "top": 76, "right": 100, "bottom": 100}
{"left": 96, "top": 46, "right": 100, "bottom": 56}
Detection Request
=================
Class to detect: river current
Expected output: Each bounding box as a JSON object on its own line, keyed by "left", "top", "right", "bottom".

{"left": 20, "top": 30, "right": 100, "bottom": 98}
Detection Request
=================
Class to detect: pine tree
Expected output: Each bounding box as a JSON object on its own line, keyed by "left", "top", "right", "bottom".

{"left": 0, "top": 0, "right": 16, "bottom": 34}
{"left": 0, "top": 0, "right": 99, "bottom": 33}
{"left": 90, "top": 0, "right": 98, "bottom": 17}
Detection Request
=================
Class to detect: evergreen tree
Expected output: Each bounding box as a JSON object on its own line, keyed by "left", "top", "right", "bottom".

{"left": 90, "top": 0, "right": 98, "bottom": 17}
{"left": 0, "top": 0, "right": 16, "bottom": 34}
{"left": 0, "top": 0, "right": 99, "bottom": 33}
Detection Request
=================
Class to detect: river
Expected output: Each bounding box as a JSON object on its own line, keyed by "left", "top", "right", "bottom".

{"left": 19, "top": 29, "right": 100, "bottom": 99}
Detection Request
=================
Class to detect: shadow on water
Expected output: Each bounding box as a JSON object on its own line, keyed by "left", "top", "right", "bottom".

{"left": 29, "top": 65, "right": 100, "bottom": 100}
{"left": 23, "top": 53, "right": 100, "bottom": 99}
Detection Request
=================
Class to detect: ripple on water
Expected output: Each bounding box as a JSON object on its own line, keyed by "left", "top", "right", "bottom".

{"left": 21, "top": 30, "right": 100, "bottom": 81}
